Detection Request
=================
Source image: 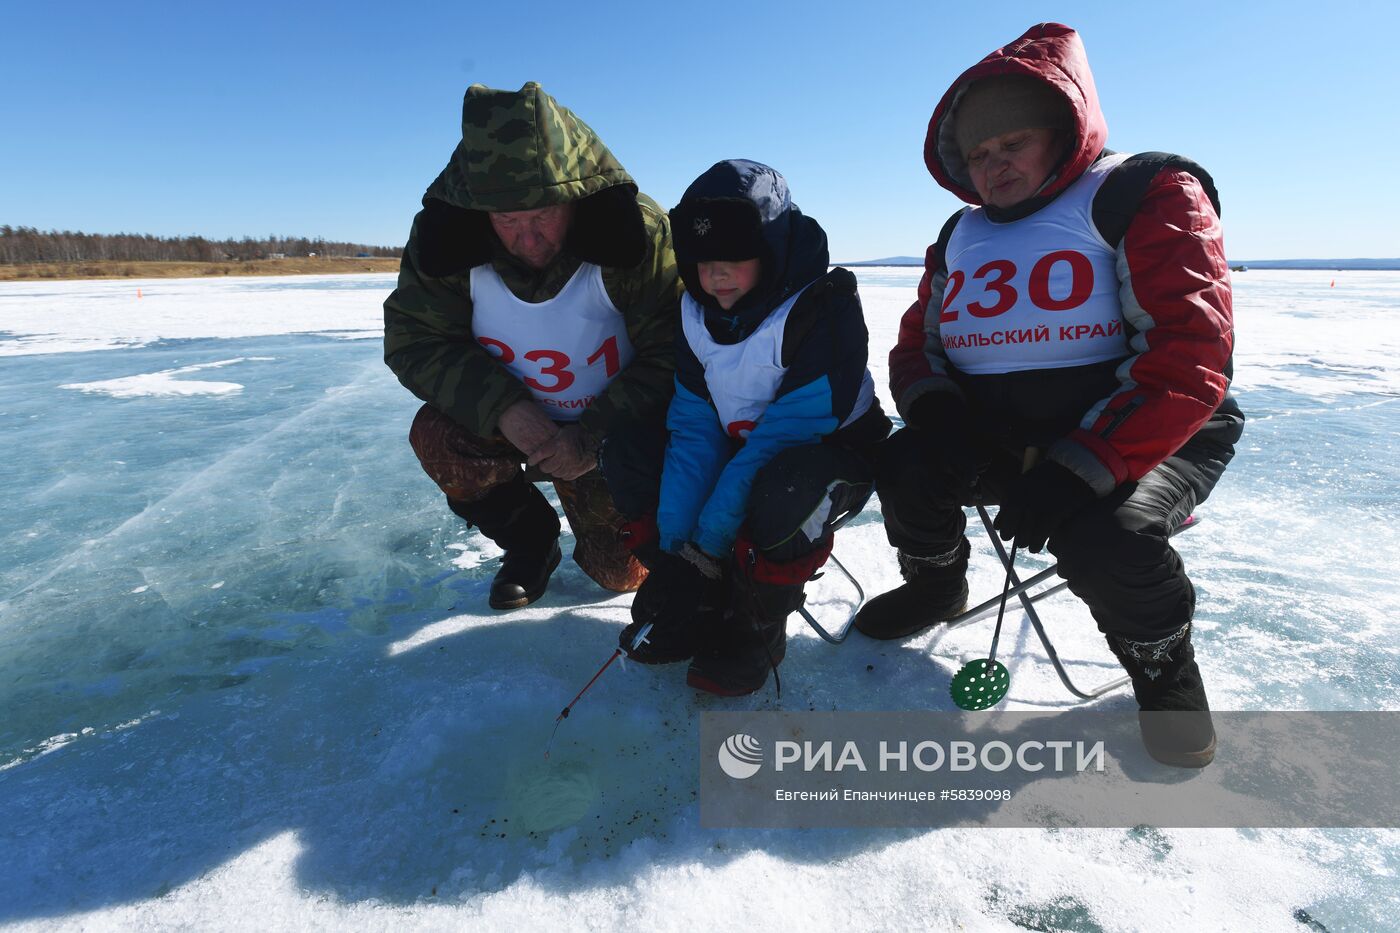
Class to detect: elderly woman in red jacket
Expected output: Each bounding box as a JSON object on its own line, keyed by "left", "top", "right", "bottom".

{"left": 857, "top": 23, "right": 1244, "bottom": 768}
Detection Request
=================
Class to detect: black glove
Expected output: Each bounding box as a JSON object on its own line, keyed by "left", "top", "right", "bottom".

{"left": 907, "top": 391, "right": 969, "bottom": 434}
{"left": 906, "top": 392, "right": 979, "bottom": 488}
{"left": 992, "top": 461, "right": 1096, "bottom": 553}
{"left": 627, "top": 550, "right": 727, "bottom": 631}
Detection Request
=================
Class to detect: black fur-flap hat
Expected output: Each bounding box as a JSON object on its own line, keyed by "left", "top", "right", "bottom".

{"left": 670, "top": 160, "right": 791, "bottom": 264}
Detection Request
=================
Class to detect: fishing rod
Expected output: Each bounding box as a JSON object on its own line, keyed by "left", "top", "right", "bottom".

{"left": 544, "top": 623, "right": 653, "bottom": 759}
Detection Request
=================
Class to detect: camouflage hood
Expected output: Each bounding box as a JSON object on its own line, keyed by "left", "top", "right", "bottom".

{"left": 427, "top": 82, "right": 635, "bottom": 212}
{"left": 414, "top": 83, "right": 650, "bottom": 277}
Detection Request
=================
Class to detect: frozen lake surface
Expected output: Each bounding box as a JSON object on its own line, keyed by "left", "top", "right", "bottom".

{"left": 1, "top": 269, "right": 1397, "bottom": 930}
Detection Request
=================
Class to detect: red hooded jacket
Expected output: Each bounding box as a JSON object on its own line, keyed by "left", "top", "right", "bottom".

{"left": 890, "top": 23, "right": 1237, "bottom": 494}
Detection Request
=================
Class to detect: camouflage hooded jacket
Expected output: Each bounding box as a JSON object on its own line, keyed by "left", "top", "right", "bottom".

{"left": 383, "top": 83, "right": 681, "bottom": 444}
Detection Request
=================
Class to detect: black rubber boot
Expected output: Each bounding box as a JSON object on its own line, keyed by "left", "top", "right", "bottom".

{"left": 448, "top": 477, "right": 562, "bottom": 610}
{"left": 1107, "top": 624, "right": 1216, "bottom": 768}
{"left": 687, "top": 577, "right": 802, "bottom": 697}
{"left": 853, "top": 538, "right": 970, "bottom": 640}
{"left": 620, "top": 552, "right": 726, "bottom": 664}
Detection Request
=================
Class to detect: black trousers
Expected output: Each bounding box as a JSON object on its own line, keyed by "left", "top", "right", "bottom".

{"left": 875, "top": 426, "right": 1235, "bottom": 640}
{"left": 602, "top": 421, "right": 875, "bottom": 563}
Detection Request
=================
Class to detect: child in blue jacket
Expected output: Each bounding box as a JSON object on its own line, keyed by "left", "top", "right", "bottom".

{"left": 601, "top": 159, "right": 889, "bottom": 695}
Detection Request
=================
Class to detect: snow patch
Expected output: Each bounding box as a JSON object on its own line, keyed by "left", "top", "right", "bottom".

{"left": 60, "top": 357, "right": 274, "bottom": 398}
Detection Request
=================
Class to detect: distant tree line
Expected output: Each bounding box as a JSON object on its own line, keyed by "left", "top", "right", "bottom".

{"left": 0, "top": 226, "right": 402, "bottom": 264}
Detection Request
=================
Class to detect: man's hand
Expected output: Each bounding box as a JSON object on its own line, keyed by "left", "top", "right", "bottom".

{"left": 992, "top": 461, "right": 1096, "bottom": 553}
{"left": 497, "top": 400, "right": 559, "bottom": 459}
{"left": 528, "top": 424, "right": 597, "bottom": 480}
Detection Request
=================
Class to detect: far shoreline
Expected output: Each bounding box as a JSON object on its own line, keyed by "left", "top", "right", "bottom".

{"left": 8, "top": 257, "right": 1399, "bottom": 283}
{"left": 0, "top": 257, "right": 401, "bottom": 282}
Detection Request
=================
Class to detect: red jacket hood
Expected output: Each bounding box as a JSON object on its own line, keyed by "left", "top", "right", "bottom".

{"left": 925, "top": 23, "right": 1107, "bottom": 206}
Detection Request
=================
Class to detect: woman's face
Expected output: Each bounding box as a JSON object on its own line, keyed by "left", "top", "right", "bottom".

{"left": 965, "top": 127, "right": 1064, "bottom": 208}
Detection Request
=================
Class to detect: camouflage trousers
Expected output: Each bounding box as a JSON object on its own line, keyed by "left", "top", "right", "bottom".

{"left": 408, "top": 403, "right": 646, "bottom": 593}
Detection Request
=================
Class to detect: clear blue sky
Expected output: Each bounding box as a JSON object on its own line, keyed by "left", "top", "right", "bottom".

{"left": 3, "top": 0, "right": 1396, "bottom": 261}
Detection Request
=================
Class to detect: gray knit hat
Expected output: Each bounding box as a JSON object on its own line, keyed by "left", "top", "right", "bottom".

{"left": 954, "top": 75, "right": 1072, "bottom": 156}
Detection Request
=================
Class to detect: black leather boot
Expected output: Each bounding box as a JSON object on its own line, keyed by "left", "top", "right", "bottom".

{"left": 490, "top": 541, "right": 562, "bottom": 610}
{"left": 448, "top": 477, "right": 561, "bottom": 610}
{"left": 853, "top": 538, "right": 970, "bottom": 640}
{"left": 1107, "top": 624, "right": 1216, "bottom": 768}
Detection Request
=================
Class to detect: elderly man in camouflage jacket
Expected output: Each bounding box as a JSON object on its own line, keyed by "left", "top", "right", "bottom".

{"left": 385, "top": 83, "right": 681, "bottom": 609}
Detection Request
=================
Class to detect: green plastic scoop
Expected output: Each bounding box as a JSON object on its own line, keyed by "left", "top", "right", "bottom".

{"left": 951, "top": 545, "right": 1018, "bottom": 711}
{"left": 951, "top": 657, "right": 1010, "bottom": 710}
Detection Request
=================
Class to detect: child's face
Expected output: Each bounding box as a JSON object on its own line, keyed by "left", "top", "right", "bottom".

{"left": 697, "top": 259, "right": 761, "bottom": 311}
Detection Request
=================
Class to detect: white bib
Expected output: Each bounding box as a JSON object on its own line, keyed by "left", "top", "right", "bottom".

{"left": 939, "top": 153, "right": 1130, "bottom": 375}
{"left": 470, "top": 263, "right": 634, "bottom": 422}
{"left": 681, "top": 285, "right": 875, "bottom": 439}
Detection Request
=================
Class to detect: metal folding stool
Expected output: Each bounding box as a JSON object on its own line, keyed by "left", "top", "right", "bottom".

{"left": 945, "top": 504, "right": 1199, "bottom": 700}
{"left": 796, "top": 488, "right": 873, "bottom": 645}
